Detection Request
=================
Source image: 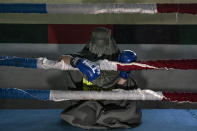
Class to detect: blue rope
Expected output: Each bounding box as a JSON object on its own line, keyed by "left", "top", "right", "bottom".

{"left": 0, "top": 88, "right": 50, "bottom": 100}
{"left": 0, "top": 56, "right": 37, "bottom": 68}
{"left": 0, "top": 4, "right": 47, "bottom": 13}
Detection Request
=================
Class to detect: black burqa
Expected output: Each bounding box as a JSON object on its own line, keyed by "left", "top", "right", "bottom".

{"left": 61, "top": 27, "right": 142, "bottom": 129}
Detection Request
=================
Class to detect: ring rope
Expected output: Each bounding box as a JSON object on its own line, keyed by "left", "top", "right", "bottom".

{"left": 1, "top": 56, "right": 197, "bottom": 71}
{"left": 1, "top": 56, "right": 197, "bottom": 102}
{"left": 0, "top": 88, "right": 197, "bottom": 103}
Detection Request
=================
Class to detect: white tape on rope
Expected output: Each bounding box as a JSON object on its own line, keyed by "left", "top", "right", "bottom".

{"left": 37, "top": 58, "right": 118, "bottom": 71}
{"left": 37, "top": 57, "right": 77, "bottom": 70}
{"left": 49, "top": 89, "right": 164, "bottom": 101}
{"left": 36, "top": 57, "right": 165, "bottom": 71}
{"left": 46, "top": 3, "right": 157, "bottom": 14}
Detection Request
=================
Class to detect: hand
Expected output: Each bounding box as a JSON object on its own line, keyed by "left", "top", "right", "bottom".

{"left": 70, "top": 57, "right": 100, "bottom": 81}
{"left": 117, "top": 77, "right": 127, "bottom": 85}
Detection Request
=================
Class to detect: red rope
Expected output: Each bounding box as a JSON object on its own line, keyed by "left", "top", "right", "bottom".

{"left": 117, "top": 59, "right": 197, "bottom": 71}
{"left": 163, "top": 92, "right": 197, "bottom": 102}
{"left": 157, "top": 4, "right": 197, "bottom": 14}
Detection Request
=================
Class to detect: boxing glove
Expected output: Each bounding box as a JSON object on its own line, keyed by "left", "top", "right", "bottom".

{"left": 70, "top": 57, "right": 100, "bottom": 81}
{"left": 118, "top": 50, "right": 137, "bottom": 79}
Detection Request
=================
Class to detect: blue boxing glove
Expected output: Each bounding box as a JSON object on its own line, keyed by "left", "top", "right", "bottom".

{"left": 118, "top": 50, "right": 137, "bottom": 79}
{"left": 70, "top": 57, "right": 100, "bottom": 81}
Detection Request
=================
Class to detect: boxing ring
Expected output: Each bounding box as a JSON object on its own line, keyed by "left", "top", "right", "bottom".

{"left": 1, "top": 1, "right": 197, "bottom": 131}
{"left": 0, "top": 55, "right": 197, "bottom": 131}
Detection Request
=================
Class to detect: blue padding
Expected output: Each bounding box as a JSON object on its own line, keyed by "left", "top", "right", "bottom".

{"left": 0, "top": 4, "right": 47, "bottom": 13}
{"left": 0, "top": 109, "right": 197, "bottom": 131}
{"left": 0, "top": 56, "right": 37, "bottom": 68}
{"left": 0, "top": 88, "right": 50, "bottom": 100}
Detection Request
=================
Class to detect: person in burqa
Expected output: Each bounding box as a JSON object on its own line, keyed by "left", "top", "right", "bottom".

{"left": 60, "top": 27, "right": 142, "bottom": 129}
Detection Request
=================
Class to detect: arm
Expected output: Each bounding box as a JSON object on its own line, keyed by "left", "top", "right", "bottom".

{"left": 60, "top": 55, "right": 100, "bottom": 82}
{"left": 117, "top": 50, "right": 137, "bottom": 85}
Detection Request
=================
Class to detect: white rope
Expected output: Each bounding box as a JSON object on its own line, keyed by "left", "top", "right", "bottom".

{"left": 47, "top": 3, "right": 157, "bottom": 14}
{"left": 49, "top": 89, "right": 164, "bottom": 101}
{"left": 37, "top": 57, "right": 77, "bottom": 70}
{"left": 37, "top": 57, "right": 119, "bottom": 71}
{"left": 36, "top": 57, "right": 153, "bottom": 71}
